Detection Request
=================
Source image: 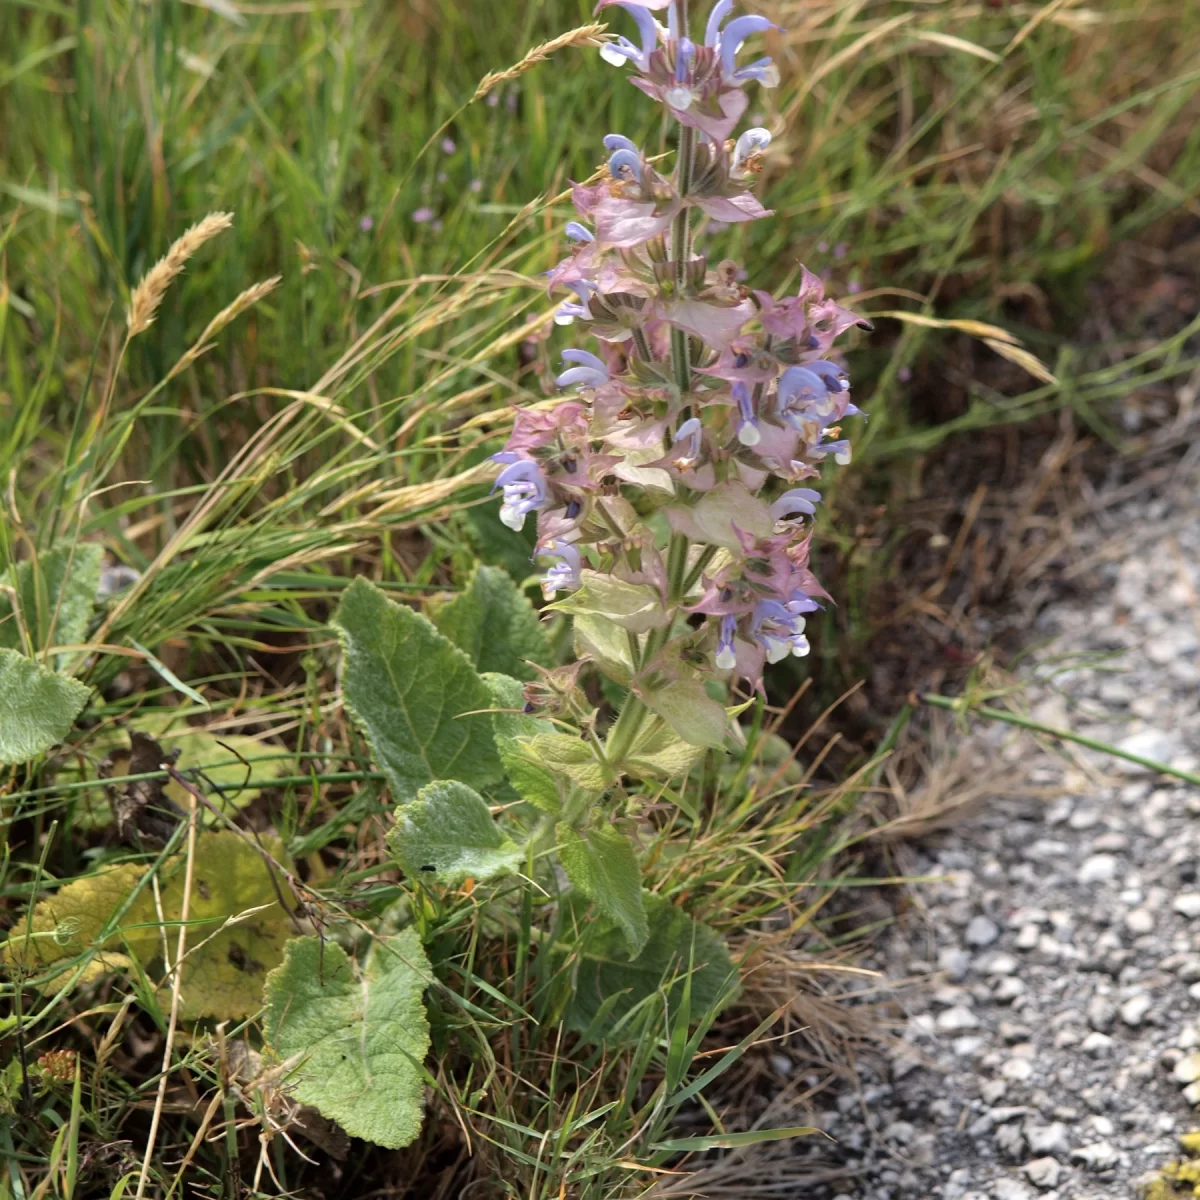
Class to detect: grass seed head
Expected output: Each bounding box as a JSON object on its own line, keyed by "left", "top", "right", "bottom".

{"left": 126, "top": 211, "right": 235, "bottom": 336}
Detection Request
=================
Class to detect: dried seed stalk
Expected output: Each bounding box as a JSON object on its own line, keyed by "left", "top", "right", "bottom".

{"left": 472, "top": 24, "right": 607, "bottom": 102}
{"left": 126, "top": 211, "right": 234, "bottom": 336}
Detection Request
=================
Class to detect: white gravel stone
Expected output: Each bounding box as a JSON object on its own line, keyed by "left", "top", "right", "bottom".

{"left": 984, "top": 952, "right": 1019, "bottom": 976}
{"left": 1078, "top": 854, "right": 1118, "bottom": 884}
{"left": 993, "top": 977, "right": 1027, "bottom": 1003}
{"left": 1069, "top": 1141, "right": 1119, "bottom": 1170}
{"left": 1124, "top": 907, "right": 1155, "bottom": 934}
{"left": 1025, "top": 1121, "right": 1070, "bottom": 1156}
{"left": 990, "top": 1182, "right": 1033, "bottom": 1200}
{"left": 966, "top": 914, "right": 1001, "bottom": 947}
{"left": 1173, "top": 1051, "right": 1200, "bottom": 1083}
{"left": 1001, "top": 1057, "right": 1034, "bottom": 1082}
{"left": 1014, "top": 924, "right": 1039, "bottom": 952}
{"left": 1120, "top": 993, "right": 1152, "bottom": 1026}
{"left": 937, "top": 1006, "right": 981, "bottom": 1032}
{"left": 1080, "top": 1031, "right": 1113, "bottom": 1056}
{"left": 1174, "top": 893, "right": 1200, "bottom": 918}
{"left": 1022, "top": 1157, "right": 1061, "bottom": 1188}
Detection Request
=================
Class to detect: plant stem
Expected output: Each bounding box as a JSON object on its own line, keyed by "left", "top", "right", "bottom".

{"left": 683, "top": 543, "right": 718, "bottom": 595}
{"left": 920, "top": 693, "right": 1200, "bottom": 788}
{"left": 605, "top": 695, "right": 649, "bottom": 766}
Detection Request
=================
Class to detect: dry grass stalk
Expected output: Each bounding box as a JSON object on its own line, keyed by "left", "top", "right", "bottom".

{"left": 166, "top": 274, "right": 282, "bottom": 379}
{"left": 472, "top": 23, "right": 607, "bottom": 102}
{"left": 126, "top": 211, "right": 234, "bottom": 336}
{"left": 193, "top": 274, "right": 280, "bottom": 347}
{"left": 135, "top": 792, "right": 198, "bottom": 1200}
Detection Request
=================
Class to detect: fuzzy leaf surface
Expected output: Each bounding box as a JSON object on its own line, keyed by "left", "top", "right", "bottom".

{"left": 433, "top": 565, "right": 550, "bottom": 681}
{"left": 573, "top": 612, "right": 635, "bottom": 684}
{"left": 331, "top": 577, "right": 503, "bottom": 802}
{"left": 557, "top": 821, "right": 648, "bottom": 955}
{"left": 624, "top": 724, "right": 707, "bottom": 780}
{"left": 526, "top": 733, "right": 610, "bottom": 791}
{"left": 389, "top": 780, "right": 523, "bottom": 884}
{"left": 638, "top": 677, "right": 728, "bottom": 749}
{"left": 0, "top": 649, "right": 91, "bottom": 765}
{"left": 547, "top": 571, "right": 669, "bottom": 634}
{"left": 482, "top": 673, "right": 562, "bottom": 813}
{"left": 264, "top": 930, "right": 432, "bottom": 1149}
{"left": 561, "top": 891, "right": 738, "bottom": 1036}
{"left": 0, "top": 542, "right": 103, "bottom": 655}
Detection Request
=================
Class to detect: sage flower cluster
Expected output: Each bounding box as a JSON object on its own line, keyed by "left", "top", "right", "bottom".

{"left": 493, "top": 0, "right": 868, "bottom": 761}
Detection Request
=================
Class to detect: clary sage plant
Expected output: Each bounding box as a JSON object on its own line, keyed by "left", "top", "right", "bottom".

{"left": 309, "top": 0, "right": 868, "bottom": 1147}
{"left": 493, "top": 0, "right": 867, "bottom": 766}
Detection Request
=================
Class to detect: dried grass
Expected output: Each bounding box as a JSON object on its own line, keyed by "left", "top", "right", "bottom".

{"left": 471, "top": 23, "right": 608, "bottom": 102}
{"left": 126, "top": 211, "right": 234, "bottom": 336}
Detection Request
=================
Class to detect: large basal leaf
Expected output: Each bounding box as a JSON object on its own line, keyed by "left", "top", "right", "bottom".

{"left": 0, "top": 541, "right": 103, "bottom": 656}
{"left": 158, "top": 831, "right": 295, "bottom": 1020}
{"left": 0, "top": 648, "right": 91, "bottom": 765}
{"left": 481, "top": 673, "right": 562, "bottom": 813}
{"left": 389, "top": 780, "right": 523, "bottom": 885}
{"left": 561, "top": 891, "right": 739, "bottom": 1037}
{"left": 263, "top": 930, "right": 432, "bottom": 1150}
{"left": 331, "top": 577, "right": 503, "bottom": 802}
{"left": 557, "top": 821, "right": 648, "bottom": 955}
{"left": 5, "top": 831, "right": 294, "bottom": 1020}
{"left": 433, "top": 565, "right": 550, "bottom": 681}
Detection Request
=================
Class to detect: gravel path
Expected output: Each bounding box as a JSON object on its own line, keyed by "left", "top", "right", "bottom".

{"left": 810, "top": 443, "right": 1200, "bottom": 1200}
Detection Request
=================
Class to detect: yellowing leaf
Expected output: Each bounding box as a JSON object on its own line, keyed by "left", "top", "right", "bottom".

{"left": 5, "top": 832, "right": 294, "bottom": 1020}
{"left": 159, "top": 831, "right": 295, "bottom": 1020}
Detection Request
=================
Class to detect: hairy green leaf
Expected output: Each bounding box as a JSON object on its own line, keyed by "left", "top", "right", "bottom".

{"left": 624, "top": 723, "right": 707, "bottom": 780}
{"left": 331, "top": 577, "right": 503, "bottom": 802}
{"left": 573, "top": 612, "right": 635, "bottom": 684}
{"left": 526, "top": 733, "right": 610, "bottom": 791}
{"left": 0, "top": 541, "right": 103, "bottom": 655}
{"left": 389, "top": 780, "right": 523, "bottom": 884}
{"left": 557, "top": 821, "right": 647, "bottom": 955}
{"left": 0, "top": 649, "right": 91, "bottom": 765}
{"left": 561, "top": 891, "right": 738, "bottom": 1036}
{"left": 547, "top": 570, "right": 670, "bottom": 634}
{"left": 264, "top": 930, "right": 432, "bottom": 1149}
{"left": 482, "top": 673, "right": 562, "bottom": 813}
{"left": 432, "top": 564, "right": 550, "bottom": 681}
{"left": 666, "top": 482, "right": 772, "bottom": 550}
{"left": 638, "top": 677, "right": 728, "bottom": 749}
